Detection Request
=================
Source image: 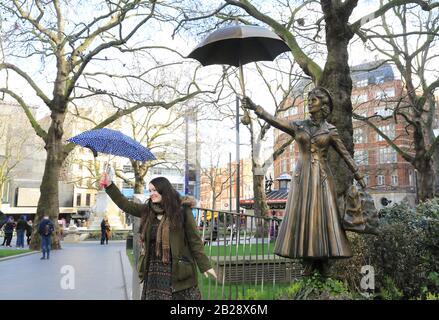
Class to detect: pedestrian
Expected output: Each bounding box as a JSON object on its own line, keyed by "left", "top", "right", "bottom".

{"left": 100, "top": 217, "right": 111, "bottom": 245}
{"left": 26, "top": 220, "right": 33, "bottom": 246}
{"left": 15, "top": 215, "right": 27, "bottom": 249}
{"left": 1, "top": 217, "right": 15, "bottom": 247}
{"left": 99, "top": 174, "right": 217, "bottom": 300}
{"left": 37, "top": 216, "right": 54, "bottom": 260}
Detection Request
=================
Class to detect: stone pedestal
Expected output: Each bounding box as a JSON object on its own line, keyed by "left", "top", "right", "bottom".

{"left": 63, "top": 224, "right": 80, "bottom": 243}
{"left": 89, "top": 190, "right": 125, "bottom": 230}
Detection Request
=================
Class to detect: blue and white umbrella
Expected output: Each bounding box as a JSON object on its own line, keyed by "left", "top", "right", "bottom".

{"left": 67, "top": 128, "right": 156, "bottom": 162}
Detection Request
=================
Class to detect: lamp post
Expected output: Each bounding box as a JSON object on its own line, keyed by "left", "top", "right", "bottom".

{"left": 235, "top": 96, "right": 240, "bottom": 214}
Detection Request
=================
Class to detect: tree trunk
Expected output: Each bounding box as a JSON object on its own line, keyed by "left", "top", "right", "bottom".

{"left": 30, "top": 111, "right": 67, "bottom": 250}
{"left": 433, "top": 148, "right": 439, "bottom": 197}
{"left": 416, "top": 159, "right": 435, "bottom": 201}
{"left": 134, "top": 173, "right": 144, "bottom": 194}
{"left": 320, "top": 3, "right": 355, "bottom": 197}
{"left": 252, "top": 163, "right": 269, "bottom": 238}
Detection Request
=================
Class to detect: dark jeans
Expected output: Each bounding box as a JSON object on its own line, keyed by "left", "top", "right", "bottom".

{"left": 16, "top": 229, "right": 25, "bottom": 248}
{"left": 101, "top": 232, "right": 108, "bottom": 245}
{"left": 41, "top": 235, "right": 51, "bottom": 258}
{"left": 3, "top": 233, "right": 13, "bottom": 246}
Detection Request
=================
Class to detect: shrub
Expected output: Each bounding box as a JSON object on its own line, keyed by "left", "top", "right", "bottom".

{"left": 276, "top": 273, "right": 354, "bottom": 300}
{"left": 332, "top": 199, "right": 439, "bottom": 299}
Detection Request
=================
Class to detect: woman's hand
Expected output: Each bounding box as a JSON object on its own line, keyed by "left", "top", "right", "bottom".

{"left": 203, "top": 268, "right": 217, "bottom": 279}
{"left": 99, "top": 172, "right": 110, "bottom": 189}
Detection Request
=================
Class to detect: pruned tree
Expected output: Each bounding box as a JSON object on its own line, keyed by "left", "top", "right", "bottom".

{"left": 0, "top": 0, "right": 220, "bottom": 250}
{"left": 354, "top": 2, "right": 439, "bottom": 200}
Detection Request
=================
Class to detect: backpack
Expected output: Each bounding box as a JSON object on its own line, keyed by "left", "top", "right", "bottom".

{"left": 43, "top": 222, "right": 53, "bottom": 236}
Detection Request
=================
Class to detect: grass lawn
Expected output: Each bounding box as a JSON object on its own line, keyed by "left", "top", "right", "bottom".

{"left": 198, "top": 272, "right": 290, "bottom": 300}
{"left": 0, "top": 249, "right": 33, "bottom": 258}
{"left": 204, "top": 242, "right": 276, "bottom": 257}
{"left": 200, "top": 242, "right": 289, "bottom": 300}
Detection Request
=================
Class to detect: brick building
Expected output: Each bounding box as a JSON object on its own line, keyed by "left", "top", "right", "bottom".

{"left": 199, "top": 158, "right": 253, "bottom": 212}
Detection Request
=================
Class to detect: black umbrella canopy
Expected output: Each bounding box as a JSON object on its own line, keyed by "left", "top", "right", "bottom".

{"left": 187, "top": 25, "right": 290, "bottom": 67}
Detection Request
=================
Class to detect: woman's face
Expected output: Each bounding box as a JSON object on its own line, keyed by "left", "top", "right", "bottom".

{"left": 149, "top": 183, "right": 162, "bottom": 203}
{"left": 307, "top": 93, "right": 322, "bottom": 114}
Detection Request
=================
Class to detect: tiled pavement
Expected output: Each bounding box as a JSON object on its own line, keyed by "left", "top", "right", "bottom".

{"left": 0, "top": 240, "right": 132, "bottom": 300}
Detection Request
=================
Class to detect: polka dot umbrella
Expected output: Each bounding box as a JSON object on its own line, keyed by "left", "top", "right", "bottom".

{"left": 67, "top": 128, "right": 156, "bottom": 162}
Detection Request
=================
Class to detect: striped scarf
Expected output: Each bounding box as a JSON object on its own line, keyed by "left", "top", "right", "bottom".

{"left": 150, "top": 203, "right": 171, "bottom": 265}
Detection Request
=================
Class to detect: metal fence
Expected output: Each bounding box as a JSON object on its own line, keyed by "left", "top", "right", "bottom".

{"left": 194, "top": 208, "right": 303, "bottom": 300}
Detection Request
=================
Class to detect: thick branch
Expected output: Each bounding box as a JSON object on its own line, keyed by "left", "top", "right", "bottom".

{"left": 0, "top": 88, "right": 48, "bottom": 142}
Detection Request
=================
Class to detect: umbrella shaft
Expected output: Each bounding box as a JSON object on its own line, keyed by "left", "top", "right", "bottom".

{"left": 239, "top": 63, "right": 246, "bottom": 97}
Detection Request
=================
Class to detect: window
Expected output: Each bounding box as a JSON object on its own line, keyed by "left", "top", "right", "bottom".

{"left": 376, "top": 75, "right": 385, "bottom": 84}
{"left": 391, "top": 174, "right": 398, "bottom": 186}
{"left": 377, "top": 124, "right": 395, "bottom": 141}
{"left": 352, "top": 94, "right": 368, "bottom": 104}
{"left": 354, "top": 128, "right": 367, "bottom": 144}
{"left": 288, "top": 106, "right": 298, "bottom": 116}
{"left": 281, "top": 159, "right": 288, "bottom": 173}
{"left": 375, "top": 107, "right": 392, "bottom": 117}
{"left": 384, "top": 88, "right": 395, "bottom": 97}
{"left": 123, "top": 165, "right": 133, "bottom": 173}
{"left": 86, "top": 193, "right": 91, "bottom": 206}
{"left": 355, "top": 79, "right": 368, "bottom": 87}
{"left": 376, "top": 88, "right": 395, "bottom": 99}
{"left": 354, "top": 150, "right": 368, "bottom": 165}
{"left": 76, "top": 194, "right": 81, "bottom": 206}
{"left": 377, "top": 175, "right": 385, "bottom": 186}
{"left": 172, "top": 183, "right": 184, "bottom": 192}
{"left": 379, "top": 147, "right": 397, "bottom": 164}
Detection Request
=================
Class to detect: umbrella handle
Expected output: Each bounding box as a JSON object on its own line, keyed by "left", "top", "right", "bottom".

{"left": 238, "top": 62, "right": 246, "bottom": 98}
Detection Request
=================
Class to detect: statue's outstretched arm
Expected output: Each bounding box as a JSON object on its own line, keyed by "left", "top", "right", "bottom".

{"left": 242, "top": 97, "right": 296, "bottom": 137}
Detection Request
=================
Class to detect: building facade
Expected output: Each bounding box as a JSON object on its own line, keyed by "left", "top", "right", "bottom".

{"left": 199, "top": 158, "right": 253, "bottom": 212}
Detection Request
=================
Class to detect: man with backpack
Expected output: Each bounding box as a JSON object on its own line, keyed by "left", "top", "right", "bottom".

{"left": 38, "top": 216, "right": 54, "bottom": 260}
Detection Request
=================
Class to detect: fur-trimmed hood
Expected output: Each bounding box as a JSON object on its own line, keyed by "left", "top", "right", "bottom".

{"left": 181, "top": 195, "right": 196, "bottom": 208}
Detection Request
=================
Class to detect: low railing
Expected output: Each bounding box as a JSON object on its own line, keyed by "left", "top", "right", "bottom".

{"left": 194, "top": 208, "right": 303, "bottom": 300}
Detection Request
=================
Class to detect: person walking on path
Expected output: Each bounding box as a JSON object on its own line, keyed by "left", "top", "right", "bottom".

{"left": 100, "top": 174, "right": 217, "bottom": 300}
{"left": 25, "top": 220, "right": 33, "bottom": 246}
{"left": 100, "top": 217, "right": 111, "bottom": 245}
{"left": 15, "top": 216, "right": 27, "bottom": 249}
{"left": 1, "top": 217, "right": 16, "bottom": 247}
{"left": 38, "top": 216, "right": 54, "bottom": 260}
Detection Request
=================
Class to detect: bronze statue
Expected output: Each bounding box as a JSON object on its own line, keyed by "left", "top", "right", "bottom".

{"left": 243, "top": 87, "right": 366, "bottom": 276}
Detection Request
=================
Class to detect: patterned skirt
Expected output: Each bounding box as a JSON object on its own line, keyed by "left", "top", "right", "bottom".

{"left": 141, "top": 221, "right": 201, "bottom": 300}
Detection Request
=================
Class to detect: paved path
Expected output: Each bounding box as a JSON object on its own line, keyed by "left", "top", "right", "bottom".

{"left": 0, "top": 240, "right": 131, "bottom": 300}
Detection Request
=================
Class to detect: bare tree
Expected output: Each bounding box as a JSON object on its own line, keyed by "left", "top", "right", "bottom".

{"left": 0, "top": 103, "right": 40, "bottom": 206}
{"left": 174, "top": 0, "right": 438, "bottom": 197}
{"left": 200, "top": 143, "right": 234, "bottom": 210}
{"left": 354, "top": 3, "right": 439, "bottom": 200}
{"left": 113, "top": 105, "right": 186, "bottom": 194}
{"left": 0, "top": 1, "right": 220, "bottom": 249}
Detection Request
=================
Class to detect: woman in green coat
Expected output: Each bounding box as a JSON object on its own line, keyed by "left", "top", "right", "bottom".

{"left": 100, "top": 175, "right": 217, "bottom": 300}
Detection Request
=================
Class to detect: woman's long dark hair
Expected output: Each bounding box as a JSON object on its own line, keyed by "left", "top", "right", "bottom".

{"left": 139, "top": 177, "right": 183, "bottom": 233}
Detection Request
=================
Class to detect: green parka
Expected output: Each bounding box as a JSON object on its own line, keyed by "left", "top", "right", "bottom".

{"left": 105, "top": 183, "right": 211, "bottom": 292}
